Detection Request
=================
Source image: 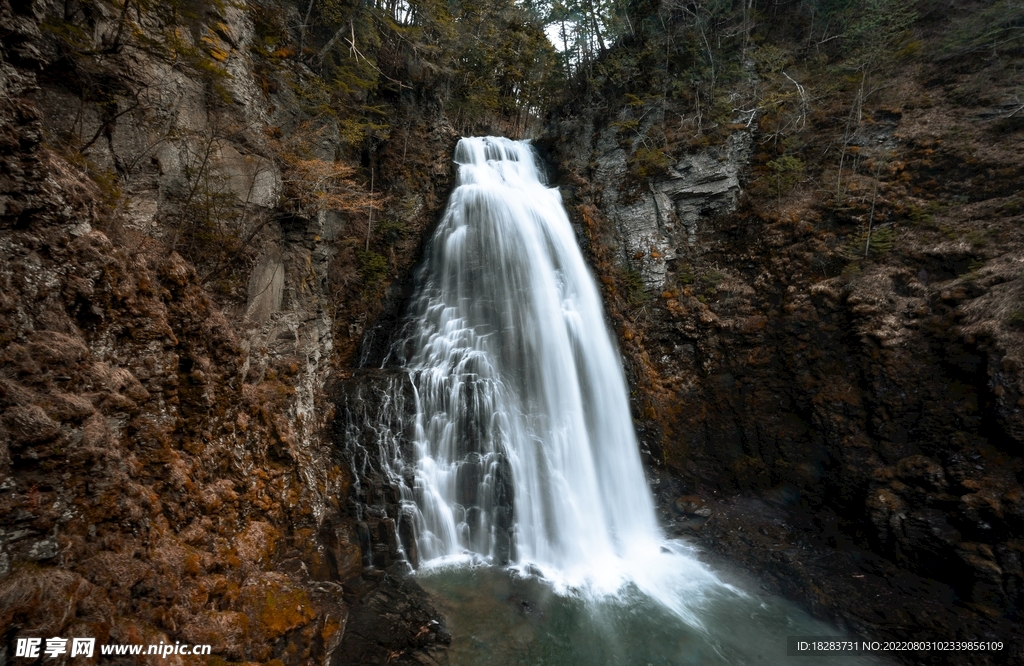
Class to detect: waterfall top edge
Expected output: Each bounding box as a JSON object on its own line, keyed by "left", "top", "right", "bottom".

{"left": 452, "top": 136, "right": 546, "bottom": 186}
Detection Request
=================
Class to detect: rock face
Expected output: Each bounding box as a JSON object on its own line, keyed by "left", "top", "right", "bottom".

{"left": 0, "top": 192, "right": 354, "bottom": 662}
{"left": 546, "top": 59, "right": 1024, "bottom": 664}
{"left": 327, "top": 370, "right": 453, "bottom": 663}
{"left": 609, "top": 136, "right": 750, "bottom": 290}
{"left": 4, "top": 0, "right": 1022, "bottom": 661}
{"left": 0, "top": 0, "right": 456, "bottom": 662}
{"left": 551, "top": 111, "right": 751, "bottom": 291}
{"left": 331, "top": 370, "right": 415, "bottom": 573}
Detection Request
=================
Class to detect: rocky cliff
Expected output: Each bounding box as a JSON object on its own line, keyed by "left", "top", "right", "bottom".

{"left": 0, "top": 0, "right": 462, "bottom": 661}
{"left": 544, "top": 13, "right": 1024, "bottom": 664}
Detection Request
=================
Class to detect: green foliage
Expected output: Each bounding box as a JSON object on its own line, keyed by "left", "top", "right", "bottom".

{"left": 339, "top": 110, "right": 390, "bottom": 148}
{"left": 841, "top": 261, "right": 863, "bottom": 285}
{"left": 542, "top": 0, "right": 628, "bottom": 74}
{"left": 702, "top": 270, "right": 724, "bottom": 287}
{"left": 814, "top": 0, "right": 917, "bottom": 172}
{"left": 286, "top": 0, "right": 560, "bottom": 138}
{"left": 752, "top": 44, "right": 792, "bottom": 75}
{"left": 288, "top": 0, "right": 391, "bottom": 145}
{"left": 800, "top": 0, "right": 916, "bottom": 70}
{"left": 906, "top": 202, "right": 941, "bottom": 227}
{"left": 250, "top": 2, "right": 288, "bottom": 54}
{"left": 938, "top": 0, "right": 1024, "bottom": 58}
{"left": 866, "top": 226, "right": 895, "bottom": 255}
{"left": 629, "top": 146, "right": 670, "bottom": 180}
{"left": 997, "top": 197, "right": 1023, "bottom": 216}
{"left": 843, "top": 225, "right": 896, "bottom": 259}
{"left": 291, "top": 73, "right": 336, "bottom": 118}
{"left": 375, "top": 217, "right": 407, "bottom": 245}
{"left": 675, "top": 262, "right": 695, "bottom": 285}
{"left": 552, "top": 0, "right": 762, "bottom": 141}
{"left": 622, "top": 267, "right": 647, "bottom": 307}
{"left": 39, "top": 15, "right": 93, "bottom": 54}
{"left": 442, "top": 0, "right": 560, "bottom": 130}
{"left": 355, "top": 248, "right": 388, "bottom": 289}
{"left": 965, "top": 230, "right": 989, "bottom": 248}
{"left": 844, "top": 0, "right": 918, "bottom": 72}
{"left": 766, "top": 155, "right": 805, "bottom": 197}
{"left": 611, "top": 118, "right": 640, "bottom": 135}
{"left": 938, "top": 223, "right": 959, "bottom": 241}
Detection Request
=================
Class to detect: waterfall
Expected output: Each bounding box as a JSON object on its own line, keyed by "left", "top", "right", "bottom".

{"left": 396, "top": 136, "right": 723, "bottom": 623}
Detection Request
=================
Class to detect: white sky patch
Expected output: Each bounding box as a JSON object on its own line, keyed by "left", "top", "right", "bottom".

{"left": 544, "top": 19, "right": 577, "bottom": 52}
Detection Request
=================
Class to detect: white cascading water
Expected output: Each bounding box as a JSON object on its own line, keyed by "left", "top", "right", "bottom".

{"left": 397, "top": 136, "right": 726, "bottom": 625}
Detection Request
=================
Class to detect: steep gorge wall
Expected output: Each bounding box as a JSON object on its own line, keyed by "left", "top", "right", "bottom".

{"left": 0, "top": 0, "right": 460, "bottom": 662}
{"left": 545, "top": 28, "right": 1024, "bottom": 666}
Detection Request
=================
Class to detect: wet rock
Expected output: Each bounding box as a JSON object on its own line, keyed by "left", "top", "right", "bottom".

{"left": 673, "top": 494, "right": 711, "bottom": 517}
{"left": 336, "top": 572, "right": 450, "bottom": 666}
{"left": 380, "top": 518, "right": 401, "bottom": 561}
{"left": 398, "top": 511, "right": 419, "bottom": 569}
{"left": 319, "top": 514, "right": 363, "bottom": 582}
{"left": 492, "top": 453, "right": 515, "bottom": 566}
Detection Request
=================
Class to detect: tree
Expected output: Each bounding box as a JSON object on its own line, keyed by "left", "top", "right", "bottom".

{"left": 835, "top": 0, "right": 916, "bottom": 194}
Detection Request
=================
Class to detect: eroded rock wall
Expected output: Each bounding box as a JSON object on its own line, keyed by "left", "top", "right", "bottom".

{"left": 553, "top": 110, "right": 751, "bottom": 291}
{"left": 546, "top": 52, "right": 1024, "bottom": 666}
{"left": 0, "top": 0, "right": 457, "bottom": 662}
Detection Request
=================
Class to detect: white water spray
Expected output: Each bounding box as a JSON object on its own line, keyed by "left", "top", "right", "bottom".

{"left": 399, "top": 136, "right": 726, "bottom": 624}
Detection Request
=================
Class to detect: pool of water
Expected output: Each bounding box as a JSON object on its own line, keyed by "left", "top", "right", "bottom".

{"left": 417, "top": 560, "right": 884, "bottom": 666}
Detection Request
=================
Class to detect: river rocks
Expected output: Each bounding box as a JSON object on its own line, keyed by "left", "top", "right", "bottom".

{"left": 335, "top": 572, "right": 451, "bottom": 666}
{"left": 673, "top": 495, "right": 711, "bottom": 517}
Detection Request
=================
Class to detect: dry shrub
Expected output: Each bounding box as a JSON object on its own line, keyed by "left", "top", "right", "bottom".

{"left": 271, "top": 122, "right": 377, "bottom": 216}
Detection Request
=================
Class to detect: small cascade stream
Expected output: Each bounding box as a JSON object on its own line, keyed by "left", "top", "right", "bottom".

{"left": 362, "top": 137, "right": 882, "bottom": 664}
